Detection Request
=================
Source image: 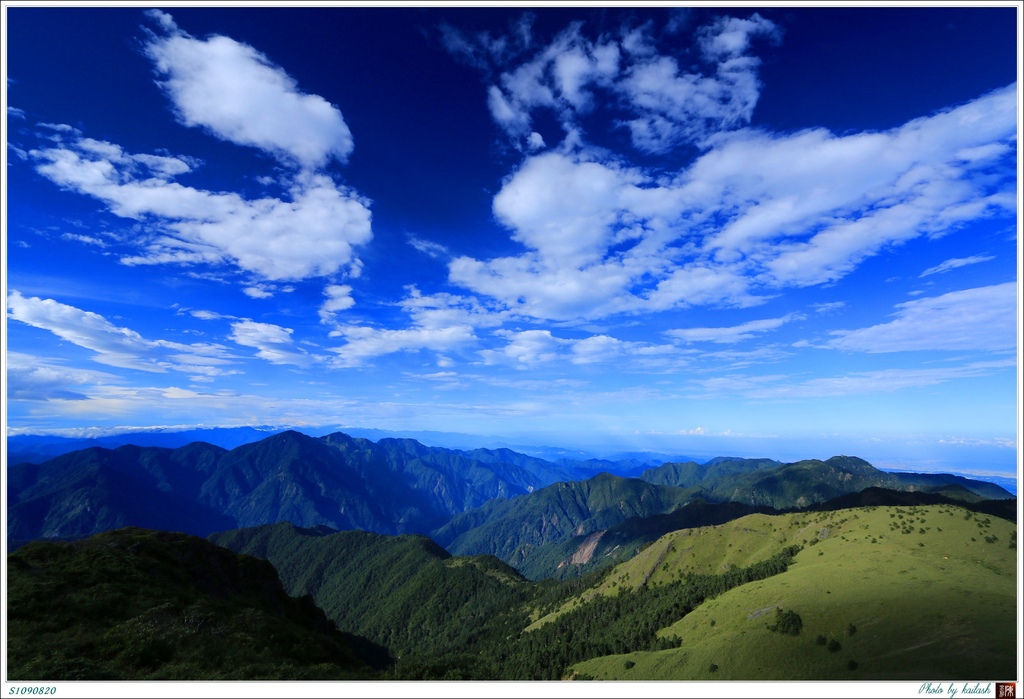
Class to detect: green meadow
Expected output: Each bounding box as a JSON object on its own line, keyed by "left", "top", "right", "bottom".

{"left": 563, "top": 504, "right": 1017, "bottom": 680}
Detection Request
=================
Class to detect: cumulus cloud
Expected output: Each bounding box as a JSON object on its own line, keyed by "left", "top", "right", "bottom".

{"left": 6, "top": 290, "right": 238, "bottom": 376}
{"left": 478, "top": 329, "right": 568, "bottom": 367}
{"left": 438, "top": 11, "right": 1014, "bottom": 327}
{"left": 454, "top": 14, "right": 775, "bottom": 153}
{"left": 24, "top": 12, "right": 374, "bottom": 288}
{"left": 825, "top": 282, "right": 1017, "bottom": 353}
{"left": 570, "top": 334, "right": 625, "bottom": 364}
{"left": 318, "top": 284, "right": 356, "bottom": 323}
{"left": 331, "top": 325, "right": 476, "bottom": 368}
{"left": 229, "top": 319, "right": 319, "bottom": 367}
{"left": 327, "top": 287, "right": 496, "bottom": 366}
{"left": 620, "top": 14, "right": 779, "bottom": 152}
{"left": 243, "top": 286, "right": 274, "bottom": 299}
{"left": 143, "top": 10, "right": 353, "bottom": 169}
{"left": 447, "top": 80, "right": 1016, "bottom": 324}
{"left": 30, "top": 130, "right": 373, "bottom": 281}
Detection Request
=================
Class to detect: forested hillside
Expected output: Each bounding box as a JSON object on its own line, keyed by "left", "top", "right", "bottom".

{"left": 9, "top": 494, "right": 1016, "bottom": 681}
{"left": 209, "top": 522, "right": 536, "bottom": 662}
{"left": 6, "top": 528, "right": 390, "bottom": 680}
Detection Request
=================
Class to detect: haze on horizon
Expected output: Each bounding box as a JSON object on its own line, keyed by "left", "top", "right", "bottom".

{"left": 4, "top": 6, "right": 1020, "bottom": 480}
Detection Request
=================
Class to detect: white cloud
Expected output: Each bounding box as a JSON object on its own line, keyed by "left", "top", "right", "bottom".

{"left": 60, "top": 232, "right": 109, "bottom": 248}
{"left": 143, "top": 11, "right": 353, "bottom": 169}
{"left": 937, "top": 436, "right": 1017, "bottom": 449}
{"left": 319, "top": 284, "right": 356, "bottom": 323}
{"left": 492, "top": 152, "right": 644, "bottom": 265}
{"left": 243, "top": 286, "right": 274, "bottom": 299}
{"left": 619, "top": 13, "right": 779, "bottom": 152}
{"left": 408, "top": 236, "right": 450, "bottom": 259}
{"left": 812, "top": 301, "right": 846, "bottom": 315}
{"left": 331, "top": 325, "right": 476, "bottom": 368}
{"left": 825, "top": 282, "right": 1017, "bottom": 353}
{"left": 690, "top": 359, "right": 1015, "bottom": 400}
{"left": 448, "top": 80, "right": 1015, "bottom": 324}
{"left": 698, "top": 14, "right": 779, "bottom": 61}
{"left": 31, "top": 132, "right": 373, "bottom": 282}
{"left": 570, "top": 334, "right": 624, "bottom": 364}
{"left": 450, "top": 253, "right": 637, "bottom": 321}
{"left": 645, "top": 263, "right": 768, "bottom": 312}
{"left": 920, "top": 255, "right": 995, "bottom": 277}
{"left": 5, "top": 352, "right": 120, "bottom": 401}
{"left": 666, "top": 313, "right": 803, "bottom": 344}
{"left": 477, "top": 328, "right": 680, "bottom": 369}
{"left": 327, "top": 288, "right": 494, "bottom": 366}
{"left": 229, "top": 319, "right": 318, "bottom": 367}
{"left": 25, "top": 13, "right": 374, "bottom": 288}
{"left": 479, "top": 329, "right": 569, "bottom": 367}
{"left": 189, "top": 309, "right": 229, "bottom": 321}
{"left": 469, "top": 14, "right": 774, "bottom": 152}
{"left": 7, "top": 290, "right": 238, "bottom": 374}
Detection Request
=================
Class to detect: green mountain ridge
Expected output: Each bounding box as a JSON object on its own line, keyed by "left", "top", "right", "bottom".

{"left": 432, "top": 472, "right": 693, "bottom": 570}
{"left": 567, "top": 504, "right": 1017, "bottom": 680}
{"left": 209, "top": 522, "right": 535, "bottom": 663}
{"left": 7, "top": 429, "right": 577, "bottom": 546}
{"left": 10, "top": 431, "right": 1012, "bottom": 585}
{"left": 431, "top": 455, "right": 1012, "bottom": 579}
{"left": 9, "top": 487, "right": 1016, "bottom": 681}
{"left": 6, "top": 527, "right": 391, "bottom": 680}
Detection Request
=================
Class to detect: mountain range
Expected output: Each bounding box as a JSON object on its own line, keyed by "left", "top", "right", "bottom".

{"left": 8, "top": 429, "right": 1013, "bottom": 577}
{"left": 5, "top": 427, "right": 1017, "bottom": 681}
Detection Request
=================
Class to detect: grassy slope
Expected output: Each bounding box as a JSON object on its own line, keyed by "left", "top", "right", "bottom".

{"left": 562, "top": 504, "right": 1017, "bottom": 680}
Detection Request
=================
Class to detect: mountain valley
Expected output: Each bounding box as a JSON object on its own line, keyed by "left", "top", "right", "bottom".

{"left": 5, "top": 428, "right": 1018, "bottom": 682}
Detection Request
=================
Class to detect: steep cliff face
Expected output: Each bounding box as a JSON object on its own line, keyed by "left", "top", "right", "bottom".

{"left": 560, "top": 531, "right": 606, "bottom": 568}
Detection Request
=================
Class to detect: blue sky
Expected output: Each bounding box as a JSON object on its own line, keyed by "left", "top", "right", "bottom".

{"left": 4, "top": 5, "right": 1020, "bottom": 476}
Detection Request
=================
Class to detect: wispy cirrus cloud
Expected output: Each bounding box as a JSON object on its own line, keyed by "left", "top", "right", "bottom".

{"left": 478, "top": 328, "right": 679, "bottom": 369}
{"left": 919, "top": 254, "right": 995, "bottom": 277}
{"left": 5, "top": 352, "right": 121, "bottom": 401}
{"left": 825, "top": 282, "right": 1016, "bottom": 353}
{"left": 408, "top": 236, "right": 450, "bottom": 260}
{"left": 666, "top": 312, "right": 803, "bottom": 344}
{"left": 6, "top": 290, "right": 239, "bottom": 377}
{"left": 690, "top": 359, "right": 1015, "bottom": 400}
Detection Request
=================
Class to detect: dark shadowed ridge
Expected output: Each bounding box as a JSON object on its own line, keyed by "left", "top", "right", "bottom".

{"left": 6, "top": 527, "right": 391, "bottom": 680}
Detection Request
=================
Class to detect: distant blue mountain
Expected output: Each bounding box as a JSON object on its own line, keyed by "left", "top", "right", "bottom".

{"left": 7, "top": 430, "right": 590, "bottom": 547}
{"left": 6, "top": 426, "right": 284, "bottom": 465}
